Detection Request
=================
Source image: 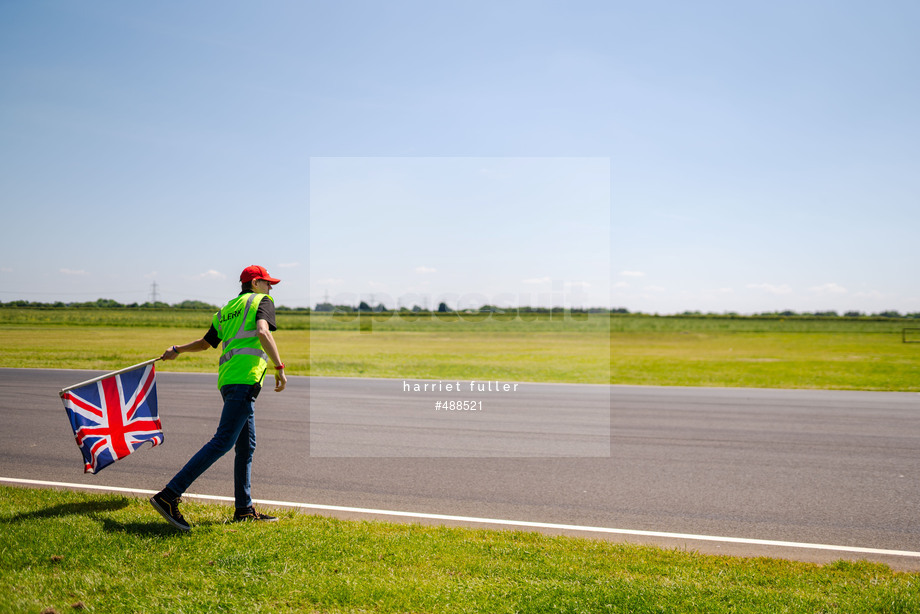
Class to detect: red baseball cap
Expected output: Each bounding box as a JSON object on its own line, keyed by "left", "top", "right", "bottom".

{"left": 240, "top": 265, "right": 281, "bottom": 285}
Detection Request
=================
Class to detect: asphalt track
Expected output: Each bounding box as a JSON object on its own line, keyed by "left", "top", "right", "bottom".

{"left": 1, "top": 368, "right": 918, "bottom": 570}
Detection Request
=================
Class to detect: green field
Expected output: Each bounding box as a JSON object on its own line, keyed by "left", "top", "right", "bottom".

{"left": 3, "top": 311, "right": 919, "bottom": 609}
{"left": 1, "top": 307, "right": 913, "bottom": 333}
{"left": 1, "top": 309, "right": 918, "bottom": 390}
{"left": 2, "top": 486, "right": 917, "bottom": 614}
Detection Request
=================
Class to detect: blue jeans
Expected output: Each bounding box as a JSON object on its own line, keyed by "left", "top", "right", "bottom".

{"left": 166, "top": 383, "right": 259, "bottom": 509}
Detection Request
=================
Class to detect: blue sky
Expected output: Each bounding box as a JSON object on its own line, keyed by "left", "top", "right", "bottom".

{"left": 1, "top": 1, "right": 917, "bottom": 313}
{"left": 310, "top": 157, "right": 609, "bottom": 309}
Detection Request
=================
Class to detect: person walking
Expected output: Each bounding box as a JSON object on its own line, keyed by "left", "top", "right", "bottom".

{"left": 150, "top": 265, "right": 287, "bottom": 531}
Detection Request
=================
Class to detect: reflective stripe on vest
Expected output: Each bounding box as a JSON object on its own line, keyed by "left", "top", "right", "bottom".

{"left": 219, "top": 347, "right": 268, "bottom": 366}
{"left": 213, "top": 292, "right": 272, "bottom": 388}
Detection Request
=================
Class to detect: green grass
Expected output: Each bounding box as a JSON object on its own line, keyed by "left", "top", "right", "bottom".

{"left": 308, "top": 330, "right": 609, "bottom": 383}
{"left": 3, "top": 308, "right": 914, "bottom": 332}
{"left": 2, "top": 486, "right": 918, "bottom": 614}
{"left": 2, "top": 310, "right": 918, "bottom": 390}
{"left": 609, "top": 331, "right": 919, "bottom": 390}
{"left": 0, "top": 308, "right": 220, "bottom": 328}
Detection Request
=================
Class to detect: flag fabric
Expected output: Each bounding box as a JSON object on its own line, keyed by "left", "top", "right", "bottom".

{"left": 60, "top": 362, "right": 163, "bottom": 474}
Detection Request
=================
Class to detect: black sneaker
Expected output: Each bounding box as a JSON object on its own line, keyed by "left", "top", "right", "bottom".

{"left": 233, "top": 506, "right": 278, "bottom": 523}
{"left": 150, "top": 490, "right": 190, "bottom": 532}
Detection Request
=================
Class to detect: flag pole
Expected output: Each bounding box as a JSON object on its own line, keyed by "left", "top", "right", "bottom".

{"left": 59, "top": 357, "right": 161, "bottom": 396}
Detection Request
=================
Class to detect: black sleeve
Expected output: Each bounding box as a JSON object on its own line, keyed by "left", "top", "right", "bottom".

{"left": 204, "top": 324, "right": 220, "bottom": 348}
{"left": 256, "top": 298, "right": 277, "bottom": 331}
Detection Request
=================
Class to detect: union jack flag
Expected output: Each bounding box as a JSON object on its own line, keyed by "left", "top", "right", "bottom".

{"left": 61, "top": 363, "right": 163, "bottom": 474}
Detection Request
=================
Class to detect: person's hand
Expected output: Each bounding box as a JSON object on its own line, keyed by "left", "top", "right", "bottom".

{"left": 160, "top": 346, "right": 180, "bottom": 361}
{"left": 274, "top": 369, "right": 287, "bottom": 392}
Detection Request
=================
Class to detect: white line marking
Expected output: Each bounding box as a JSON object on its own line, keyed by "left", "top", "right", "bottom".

{"left": 4, "top": 476, "right": 919, "bottom": 559}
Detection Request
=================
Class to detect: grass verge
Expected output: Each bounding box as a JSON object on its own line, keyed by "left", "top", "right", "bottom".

{"left": 3, "top": 323, "right": 918, "bottom": 390}
{"left": 2, "top": 486, "right": 918, "bottom": 614}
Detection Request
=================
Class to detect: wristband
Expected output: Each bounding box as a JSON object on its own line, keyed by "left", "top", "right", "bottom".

{"left": 274, "top": 363, "right": 285, "bottom": 370}
{"left": 172, "top": 345, "right": 180, "bottom": 354}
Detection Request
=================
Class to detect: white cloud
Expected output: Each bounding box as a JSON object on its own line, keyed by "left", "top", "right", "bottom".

{"left": 643, "top": 285, "right": 666, "bottom": 292}
{"left": 416, "top": 266, "right": 437, "bottom": 273}
{"left": 613, "top": 281, "right": 629, "bottom": 289}
{"left": 809, "top": 282, "right": 847, "bottom": 294}
{"left": 620, "top": 271, "right": 645, "bottom": 277}
{"left": 316, "top": 278, "right": 344, "bottom": 285}
{"left": 718, "top": 288, "right": 734, "bottom": 294}
{"left": 192, "top": 269, "right": 226, "bottom": 280}
{"left": 522, "top": 276, "right": 552, "bottom": 284}
{"left": 60, "top": 268, "right": 87, "bottom": 276}
{"left": 746, "top": 283, "right": 792, "bottom": 295}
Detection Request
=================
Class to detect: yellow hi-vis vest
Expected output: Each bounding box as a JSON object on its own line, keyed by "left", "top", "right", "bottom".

{"left": 213, "top": 292, "right": 273, "bottom": 388}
